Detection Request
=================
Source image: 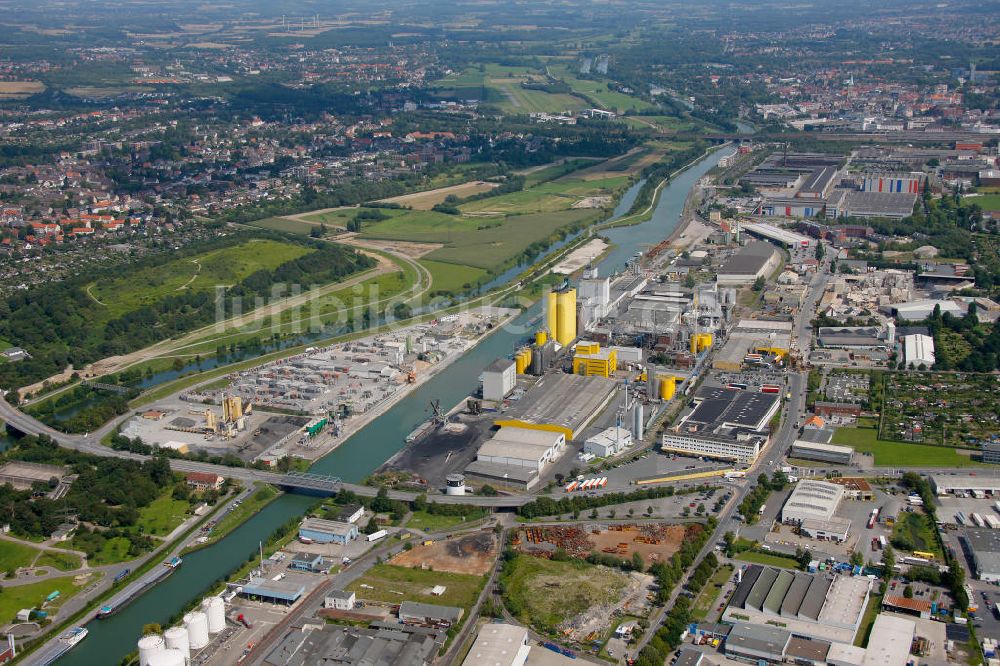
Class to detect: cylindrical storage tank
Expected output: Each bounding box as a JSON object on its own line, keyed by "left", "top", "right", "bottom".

{"left": 514, "top": 352, "right": 526, "bottom": 375}
{"left": 138, "top": 634, "right": 166, "bottom": 666}
{"left": 535, "top": 330, "right": 547, "bottom": 346}
{"left": 530, "top": 347, "right": 544, "bottom": 375}
{"left": 185, "top": 611, "right": 210, "bottom": 650}
{"left": 204, "top": 596, "right": 226, "bottom": 634}
{"left": 147, "top": 649, "right": 186, "bottom": 666}
{"left": 546, "top": 292, "right": 559, "bottom": 344}
{"left": 646, "top": 368, "right": 658, "bottom": 399}
{"left": 555, "top": 289, "right": 577, "bottom": 346}
{"left": 521, "top": 347, "right": 532, "bottom": 369}
{"left": 445, "top": 473, "right": 466, "bottom": 496}
{"left": 632, "top": 402, "right": 644, "bottom": 440}
{"left": 659, "top": 376, "right": 676, "bottom": 401}
{"left": 689, "top": 334, "right": 699, "bottom": 354}
{"left": 163, "top": 626, "right": 190, "bottom": 663}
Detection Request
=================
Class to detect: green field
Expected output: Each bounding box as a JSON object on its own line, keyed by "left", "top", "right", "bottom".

{"left": 63, "top": 535, "right": 132, "bottom": 565}
{"left": 831, "top": 426, "right": 983, "bottom": 467}
{"left": 136, "top": 492, "right": 191, "bottom": 537}
{"left": 547, "top": 64, "right": 657, "bottom": 112}
{"left": 691, "top": 564, "right": 733, "bottom": 621}
{"left": 735, "top": 551, "right": 800, "bottom": 569}
{"left": 88, "top": 239, "right": 311, "bottom": 317}
{"left": 500, "top": 554, "right": 628, "bottom": 634}
{"left": 0, "top": 540, "right": 41, "bottom": 574}
{"left": 346, "top": 563, "right": 485, "bottom": 609}
{"left": 35, "top": 550, "right": 83, "bottom": 572}
{"left": 361, "top": 208, "right": 599, "bottom": 271}
{"left": 0, "top": 575, "right": 97, "bottom": 624}
{"left": 891, "top": 512, "right": 943, "bottom": 558}
{"left": 419, "top": 260, "right": 488, "bottom": 295}
{"left": 301, "top": 208, "right": 363, "bottom": 227}
{"left": 434, "top": 65, "right": 589, "bottom": 115}
{"left": 405, "top": 508, "right": 488, "bottom": 532}
{"left": 970, "top": 193, "right": 1000, "bottom": 211}
{"left": 248, "top": 217, "right": 318, "bottom": 235}
{"left": 196, "top": 485, "right": 278, "bottom": 547}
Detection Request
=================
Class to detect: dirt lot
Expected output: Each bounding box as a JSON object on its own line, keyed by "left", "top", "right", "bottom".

{"left": 389, "top": 532, "right": 497, "bottom": 575}
{"left": 514, "top": 523, "right": 691, "bottom": 567}
{"left": 0, "top": 81, "right": 45, "bottom": 98}
{"left": 378, "top": 181, "right": 499, "bottom": 210}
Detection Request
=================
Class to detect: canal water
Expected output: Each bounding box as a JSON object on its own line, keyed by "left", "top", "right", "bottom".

{"left": 57, "top": 146, "right": 728, "bottom": 666}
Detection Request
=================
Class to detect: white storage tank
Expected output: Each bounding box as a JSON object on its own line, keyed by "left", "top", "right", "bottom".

{"left": 185, "top": 611, "right": 210, "bottom": 650}
{"left": 163, "top": 626, "right": 190, "bottom": 663}
{"left": 204, "top": 596, "right": 226, "bottom": 634}
{"left": 445, "top": 473, "right": 466, "bottom": 496}
{"left": 138, "top": 634, "right": 165, "bottom": 666}
{"left": 147, "top": 648, "right": 186, "bottom": 666}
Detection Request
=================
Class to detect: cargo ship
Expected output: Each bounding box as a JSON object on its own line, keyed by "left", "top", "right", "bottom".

{"left": 97, "top": 557, "right": 182, "bottom": 618}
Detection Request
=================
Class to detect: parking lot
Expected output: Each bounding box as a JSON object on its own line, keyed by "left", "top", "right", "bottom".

{"left": 936, "top": 496, "right": 1000, "bottom": 526}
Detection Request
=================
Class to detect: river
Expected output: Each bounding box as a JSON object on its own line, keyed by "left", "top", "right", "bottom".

{"left": 56, "top": 145, "right": 729, "bottom": 666}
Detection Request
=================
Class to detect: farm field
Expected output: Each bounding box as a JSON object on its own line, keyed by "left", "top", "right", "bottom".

{"left": 346, "top": 563, "right": 485, "bottom": 609}
{"left": 419, "top": 260, "right": 487, "bottom": 295}
{"left": 0, "top": 81, "right": 45, "bottom": 99}
{"left": 831, "top": 426, "right": 983, "bottom": 467}
{"left": 87, "top": 239, "right": 311, "bottom": 318}
{"left": 0, "top": 574, "right": 99, "bottom": 624}
{"left": 500, "top": 554, "right": 629, "bottom": 635}
{"left": 378, "top": 181, "right": 499, "bottom": 210}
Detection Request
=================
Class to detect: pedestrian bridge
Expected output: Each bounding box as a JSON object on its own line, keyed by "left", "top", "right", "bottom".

{"left": 276, "top": 471, "right": 342, "bottom": 495}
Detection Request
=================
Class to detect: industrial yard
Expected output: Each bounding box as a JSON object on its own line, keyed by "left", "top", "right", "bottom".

{"left": 513, "top": 522, "right": 692, "bottom": 567}
{"left": 388, "top": 532, "right": 498, "bottom": 576}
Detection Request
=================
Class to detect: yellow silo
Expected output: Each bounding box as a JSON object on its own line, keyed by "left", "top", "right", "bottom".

{"left": 515, "top": 351, "right": 527, "bottom": 375}
{"left": 697, "top": 333, "right": 713, "bottom": 352}
{"left": 555, "top": 288, "right": 577, "bottom": 346}
{"left": 546, "top": 292, "right": 559, "bottom": 344}
{"left": 690, "top": 334, "right": 699, "bottom": 354}
{"left": 659, "top": 375, "right": 676, "bottom": 401}
{"left": 535, "top": 330, "right": 547, "bottom": 346}
{"left": 521, "top": 347, "right": 532, "bottom": 369}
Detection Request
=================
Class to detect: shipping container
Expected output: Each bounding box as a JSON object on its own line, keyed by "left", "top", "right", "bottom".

{"left": 760, "top": 385, "right": 781, "bottom": 394}
{"left": 565, "top": 481, "right": 579, "bottom": 493}
{"left": 972, "top": 513, "right": 985, "bottom": 527}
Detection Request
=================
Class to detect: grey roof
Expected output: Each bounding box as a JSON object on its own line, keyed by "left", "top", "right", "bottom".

{"left": 485, "top": 358, "right": 515, "bottom": 373}
{"left": 763, "top": 570, "right": 794, "bottom": 614}
{"left": 844, "top": 190, "right": 917, "bottom": 218}
{"left": 720, "top": 241, "right": 777, "bottom": 276}
{"left": 327, "top": 589, "right": 355, "bottom": 600}
{"left": 263, "top": 624, "right": 439, "bottom": 666}
{"left": 398, "top": 601, "right": 463, "bottom": 623}
{"left": 674, "top": 648, "right": 704, "bottom": 666}
{"left": 746, "top": 567, "right": 779, "bottom": 611}
{"left": 798, "top": 428, "right": 835, "bottom": 444}
{"left": 726, "top": 623, "right": 790, "bottom": 659}
{"left": 301, "top": 517, "right": 356, "bottom": 536}
{"left": 730, "top": 564, "right": 762, "bottom": 608}
{"left": 800, "top": 166, "right": 838, "bottom": 195}
{"left": 786, "top": 636, "right": 831, "bottom": 663}
{"left": 962, "top": 528, "right": 1000, "bottom": 576}
{"left": 798, "top": 576, "right": 832, "bottom": 621}
{"left": 780, "top": 573, "right": 813, "bottom": 617}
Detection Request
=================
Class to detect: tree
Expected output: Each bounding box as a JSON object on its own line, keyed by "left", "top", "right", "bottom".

{"left": 632, "top": 552, "right": 645, "bottom": 571}
{"left": 849, "top": 550, "right": 864, "bottom": 567}
{"left": 752, "top": 276, "right": 766, "bottom": 292}
{"left": 882, "top": 544, "right": 896, "bottom": 580}
{"left": 795, "top": 547, "right": 813, "bottom": 569}
{"left": 141, "top": 623, "right": 162, "bottom": 636}
{"left": 903, "top": 584, "right": 914, "bottom": 599}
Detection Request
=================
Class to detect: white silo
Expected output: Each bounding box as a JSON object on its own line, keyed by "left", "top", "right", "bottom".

{"left": 147, "top": 648, "right": 186, "bottom": 666}
{"left": 163, "top": 626, "right": 190, "bottom": 663}
{"left": 204, "top": 596, "right": 226, "bottom": 634}
{"left": 137, "top": 634, "right": 165, "bottom": 666}
{"left": 185, "top": 611, "right": 210, "bottom": 650}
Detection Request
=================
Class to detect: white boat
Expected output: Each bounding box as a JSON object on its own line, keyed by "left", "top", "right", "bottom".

{"left": 60, "top": 626, "right": 88, "bottom": 647}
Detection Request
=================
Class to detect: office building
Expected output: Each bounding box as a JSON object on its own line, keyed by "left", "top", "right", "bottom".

{"left": 661, "top": 386, "right": 779, "bottom": 463}
{"left": 789, "top": 440, "right": 853, "bottom": 465}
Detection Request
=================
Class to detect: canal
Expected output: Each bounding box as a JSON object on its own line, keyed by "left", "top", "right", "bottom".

{"left": 56, "top": 145, "right": 729, "bottom": 666}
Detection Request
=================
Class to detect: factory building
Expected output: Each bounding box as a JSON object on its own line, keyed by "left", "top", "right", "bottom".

{"left": 583, "top": 426, "right": 632, "bottom": 458}
{"left": 661, "top": 386, "right": 779, "bottom": 463}
{"left": 572, "top": 341, "right": 617, "bottom": 378}
{"left": 780, "top": 480, "right": 845, "bottom": 525}
{"left": 929, "top": 475, "right": 1000, "bottom": 495}
{"left": 861, "top": 614, "right": 916, "bottom": 666}
{"left": 263, "top": 623, "right": 442, "bottom": 666}
{"left": 493, "top": 373, "right": 617, "bottom": 441}
{"left": 739, "top": 222, "right": 813, "bottom": 249}
{"left": 298, "top": 517, "right": 359, "bottom": 545}
{"left": 724, "top": 623, "right": 791, "bottom": 664}
{"left": 241, "top": 576, "right": 306, "bottom": 605}
{"left": 578, "top": 268, "right": 611, "bottom": 329}
{"left": 960, "top": 529, "right": 1000, "bottom": 583}
{"left": 482, "top": 358, "right": 516, "bottom": 402}
{"left": 717, "top": 242, "right": 781, "bottom": 286}
{"left": 883, "top": 299, "right": 965, "bottom": 321}
{"left": 462, "top": 623, "right": 530, "bottom": 666}
{"left": 860, "top": 172, "right": 925, "bottom": 194}
{"left": 796, "top": 166, "right": 840, "bottom": 199}
{"left": 789, "top": 440, "right": 854, "bottom": 465}
{"left": 398, "top": 601, "right": 464, "bottom": 628}
{"left": 474, "top": 427, "right": 566, "bottom": 471}
{"left": 724, "top": 565, "right": 872, "bottom": 645}
{"left": 984, "top": 441, "right": 1000, "bottom": 465}
{"left": 902, "top": 333, "right": 935, "bottom": 367}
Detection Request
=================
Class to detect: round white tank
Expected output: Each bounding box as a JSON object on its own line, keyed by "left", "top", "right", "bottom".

{"left": 146, "top": 648, "right": 186, "bottom": 666}
{"left": 203, "top": 596, "right": 226, "bottom": 634}
{"left": 445, "top": 473, "right": 466, "bottom": 496}
{"left": 137, "top": 634, "right": 165, "bottom": 666}
{"left": 185, "top": 611, "right": 210, "bottom": 650}
{"left": 163, "top": 626, "right": 190, "bottom": 662}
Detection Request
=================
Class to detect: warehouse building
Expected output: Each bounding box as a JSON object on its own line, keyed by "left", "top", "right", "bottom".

{"left": 461, "top": 623, "right": 530, "bottom": 666}
{"left": 572, "top": 341, "right": 617, "bottom": 378}
{"left": 263, "top": 623, "right": 441, "bottom": 666}
{"left": 661, "top": 386, "right": 779, "bottom": 463}
{"left": 798, "top": 517, "right": 852, "bottom": 542}
{"left": 960, "top": 528, "right": 1000, "bottom": 583}
{"left": 717, "top": 242, "right": 781, "bottom": 286}
{"left": 902, "top": 333, "right": 935, "bottom": 367}
{"left": 838, "top": 191, "right": 918, "bottom": 220}
{"left": 299, "top": 517, "right": 359, "bottom": 545}
{"left": 862, "top": 614, "right": 915, "bottom": 666}
{"left": 493, "top": 372, "right": 617, "bottom": 441}
{"left": 781, "top": 480, "right": 845, "bottom": 525}
{"left": 929, "top": 475, "right": 1000, "bottom": 495}
{"left": 816, "top": 326, "right": 888, "bottom": 351}
{"left": 789, "top": 440, "right": 854, "bottom": 465}
{"left": 724, "top": 623, "right": 791, "bottom": 664}
{"left": 398, "top": 601, "right": 463, "bottom": 628}
{"left": 482, "top": 358, "right": 516, "bottom": 402}
{"left": 984, "top": 441, "right": 1000, "bottom": 465}
{"left": 883, "top": 299, "right": 965, "bottom": 321}
{"left": 474, "top": 427, "right": 565, "bottom": 471}
{"left": 723, "top": 565, "right": 872, "bottom": 644}
{"left": 241, "top": 575, "right": 307, "bottom": 605}
{"left": 740, "top": 222, "right": 812, "bottom": 248}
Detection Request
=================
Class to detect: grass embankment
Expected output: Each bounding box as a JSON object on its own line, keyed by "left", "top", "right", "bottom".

{"left": 184, "top": 485, "right": 280, "bottom": 553}
{"left": 405, "top": 508, "right": 488, "bottom": 533}
{"left": 0, "top": 575, "right": 101, "bottom": 624}
{"left": 500, "top": 554, "right": 628, "bottom": 634}
{"left": 136, "top": 493, "right": 193, "bottom": 537}
{"left": 0, "top": 540, "right": 41, "bottom": 574}
{"left": 36, "top": 551, "right": 83, "bottom": 572}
